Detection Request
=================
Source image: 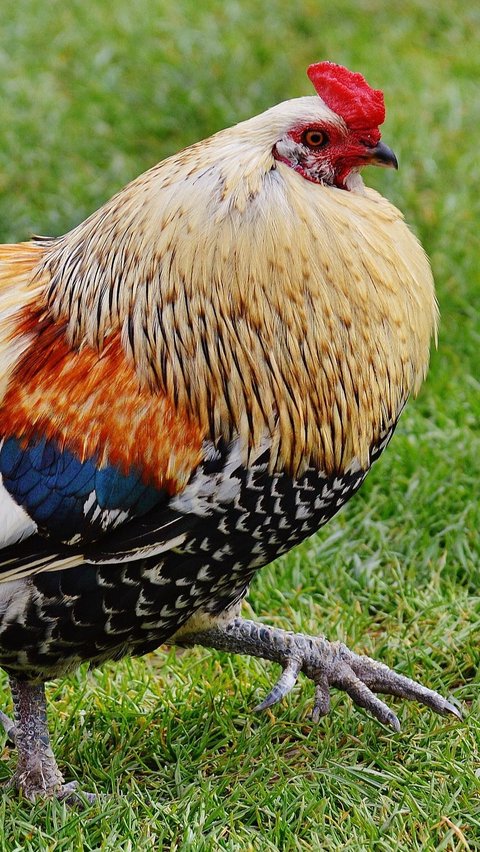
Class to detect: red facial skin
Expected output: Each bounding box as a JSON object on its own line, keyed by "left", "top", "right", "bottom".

{"left": 273, "top": 121, "right": 383, "bottom": 190}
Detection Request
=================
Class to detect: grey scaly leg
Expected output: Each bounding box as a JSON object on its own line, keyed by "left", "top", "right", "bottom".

{"left": 7, "top": 677, "right": 94, "bottom": 803}
{"left": 8, "top": 678, "right": 66, "bottom": 800}
{"left": 174, "top": 617, "right": 461, "bottom": 730}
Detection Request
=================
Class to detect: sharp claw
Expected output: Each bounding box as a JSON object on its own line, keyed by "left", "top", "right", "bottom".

{"left": 384, "top": 710, "right": 401, "bottom": 733}
{"left": 254, "top": 657, "right": 301, "bottom": 712}
{"left": 417, "top": 693, "right": 463, "bottom": 721}
{"left": 254, "top": 692, "right": 281, "bottom": 713}
{"left": 358, "top": 695, "right": 401, "bottom": 732}
{"left": 418, "top": 691, "right": 463, "bottom": 720}
{"left": 440, "top": 701, "right": 463, "bottom": 722}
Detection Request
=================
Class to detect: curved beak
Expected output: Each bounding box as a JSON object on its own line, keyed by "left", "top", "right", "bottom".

{"left": 365, "top": 141, "right": 398, "bottom": 170}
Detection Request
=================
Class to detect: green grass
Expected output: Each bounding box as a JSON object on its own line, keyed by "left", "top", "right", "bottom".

{"left": 0, "top": 0, "right": 479, "bottom": 848}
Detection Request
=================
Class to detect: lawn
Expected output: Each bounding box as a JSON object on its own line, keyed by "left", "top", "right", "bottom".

{"left": 0, "top": 0, "right": 479, "bottom": 848}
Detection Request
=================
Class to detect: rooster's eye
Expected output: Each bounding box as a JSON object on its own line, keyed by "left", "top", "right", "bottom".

{"left": 302, "top": 129, "right": 328, "bottom": 148}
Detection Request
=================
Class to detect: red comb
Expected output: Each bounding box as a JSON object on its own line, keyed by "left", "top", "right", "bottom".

{"left": 307, "top": 62, "right": 385, "bottom": 129}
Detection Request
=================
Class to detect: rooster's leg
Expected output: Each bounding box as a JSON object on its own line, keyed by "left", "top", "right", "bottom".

{"left": 8, "top": 677, "right": 93, "bottom": 803}
{"left": 175, "top": 617, "right": 461, "bottom": 730}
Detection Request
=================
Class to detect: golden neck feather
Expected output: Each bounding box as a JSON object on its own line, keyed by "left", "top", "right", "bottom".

{"left": 26, "top": 122, "right": 437, "bottom": 477}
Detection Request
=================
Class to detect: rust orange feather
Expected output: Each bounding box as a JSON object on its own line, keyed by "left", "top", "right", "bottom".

{"left": 1, "top": 308, "right": 203, "bottom": 496}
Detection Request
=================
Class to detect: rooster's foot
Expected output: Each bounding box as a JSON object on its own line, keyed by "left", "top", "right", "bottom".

{"left": 176, "top": 616, "right": 462, "bottom": 731}
{"left": 7, "top": 677, "right": 95, "bottom": 804}
{"left": 7, "top": 774, "right": 96, "bottom": 805}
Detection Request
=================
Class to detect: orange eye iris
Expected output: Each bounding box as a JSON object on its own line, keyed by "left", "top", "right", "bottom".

{"left": 303, "top": 129, "right": 328, "bottom": 148}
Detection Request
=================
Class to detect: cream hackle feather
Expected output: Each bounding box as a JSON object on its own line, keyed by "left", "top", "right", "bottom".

{"left": 1, "top": 96, "right": 437, "bottom": 476}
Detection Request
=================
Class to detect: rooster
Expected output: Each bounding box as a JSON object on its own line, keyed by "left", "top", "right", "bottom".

{"left": 0, "top": 61, "right": 460, "bottom": 801}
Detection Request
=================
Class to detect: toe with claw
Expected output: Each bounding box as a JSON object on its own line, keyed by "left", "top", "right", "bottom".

{"left": 253, "top": 631, "right": 462, "bottom": 730}
{"left": 176, "top": 617, "right": 462, "bottom": 731}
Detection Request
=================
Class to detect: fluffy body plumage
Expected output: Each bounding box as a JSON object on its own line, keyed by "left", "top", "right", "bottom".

{"left": 0, "top": 63, "right": 454, "bottom": 801}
